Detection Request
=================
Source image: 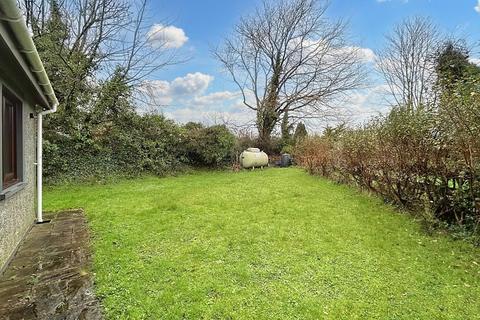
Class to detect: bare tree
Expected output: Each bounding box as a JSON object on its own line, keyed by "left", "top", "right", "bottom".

{"left": 20, "top": 0, "right": 185, "bottom": 110}
{"left": 376, "top": 17, "right": 441, "bottom": 110}
{"left": 103, "top": 0, "right": 185, "bottom": 86}
{"left": 21, "top": 0, "right": 182, "bottom": 82}
{"left": 214, "top": 0, "right": 365, "bottom": 148}
{"left": 21, "top": 0, "right": 131, "bottom": 72}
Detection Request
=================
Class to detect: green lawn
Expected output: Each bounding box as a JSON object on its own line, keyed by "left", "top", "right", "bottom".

{"left": 44, "top": 168, "right": 480, "bottom": 319}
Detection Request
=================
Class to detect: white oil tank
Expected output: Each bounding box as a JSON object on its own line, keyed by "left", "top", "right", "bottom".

{"left": 240, "top": 148, "right": 269, "bottom": 169}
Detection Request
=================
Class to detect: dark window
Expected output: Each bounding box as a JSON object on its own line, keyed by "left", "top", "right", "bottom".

{"left": 2, "top": 88, "right": 22, "bottom": 189}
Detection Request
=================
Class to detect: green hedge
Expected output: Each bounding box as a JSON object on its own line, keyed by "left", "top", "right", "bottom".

{"left": 295, "top": 77, "right": 480, "bottom": 241}
{"left": 44, "top": 114, "right": 235, "bottom": 184}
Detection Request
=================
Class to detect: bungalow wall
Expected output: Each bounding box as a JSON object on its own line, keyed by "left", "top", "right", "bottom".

{"left": 0, "top": 78, "right": 37, "bottom": 271}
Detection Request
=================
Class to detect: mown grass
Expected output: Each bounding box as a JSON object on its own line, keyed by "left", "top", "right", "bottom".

{"left": 44, "top": 168, "right": 480, "bottom": 319}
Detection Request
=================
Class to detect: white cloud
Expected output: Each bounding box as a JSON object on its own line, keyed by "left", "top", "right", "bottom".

{"left": 475, "top": 1, "right": 480, "bottom": 13}
{"left": 299, "top": 40, "right": 375, "bottom": 64}
{"left": 140, "top": 73, "right": 253, "bottom": 125}
{"left": 469, "top": 57, "right": 480, "bottom": 66}
{"left": 193, "top": 91, "right": 240, "bottom": 105}
{"left": 297, "top": 84, "right": 390, "bottom": 134}
{"left": 139, "top": 80, "right": 172, "bottom": 105}
{"left": 141, "top": 72, "right": 213, "bottom": 104}
{"left": 342, "top": 84, "right": 392, "bottom": 123}
{"left": 141, "top": 67, "right": 388, "bottom": 129}
{"left": 357, "top": 48, "right": 376, "bottom": 63}
{"left": 164, "top": 107, "right": 255, "bottom": 126}
{"left": 163, "top": 93, "right": 255, "bottom": 126}
{"left": 170, "top": 72, "right": 213, "bottom": 96}
{"left": 338, "top": 46, "right": 376, "bottom": 63}
{"left": 147, "top": 24, "right": 188, "bottom": 49}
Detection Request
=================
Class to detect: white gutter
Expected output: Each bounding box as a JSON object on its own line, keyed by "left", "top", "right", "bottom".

{"left": 0, "top": 0, "right": 59, "bottom": 223}
{"left": 0, "top": 0, "right": 58, "bottom": 108}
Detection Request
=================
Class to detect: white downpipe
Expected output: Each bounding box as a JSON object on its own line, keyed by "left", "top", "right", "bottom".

{"left": 36, "top": 104, "right": 57, "bottom": 223}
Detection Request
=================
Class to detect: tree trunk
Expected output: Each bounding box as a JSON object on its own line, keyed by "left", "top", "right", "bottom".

{"left": 257, "top": 62, "right": 282, "bottom": 152}
{"left": 257, "top": 105, "right": 278, "bottom": 152}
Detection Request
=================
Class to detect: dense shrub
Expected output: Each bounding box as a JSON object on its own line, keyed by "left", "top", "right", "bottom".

{"left": 233, "top": 132, "right": 257, "bottom": 156}
{"left": 44, "top": 113, "right": 185, "bottom": 183}
{"left": 183, "top": 123, "right": 236, "bottom": 167}
{"left": 295, "top": 84, "right": 480, "bottom": 240}
{"left": 294, "top": 136, "right": 333, "bottom": 176}
{"left": 44, "top": 115, "right": 236, "bottom": 183}
{"left": 231, "top": 131, "right": 286, "bottom": 160}
{"left": 294, "top": 43, "right": 480, "bottom": 240}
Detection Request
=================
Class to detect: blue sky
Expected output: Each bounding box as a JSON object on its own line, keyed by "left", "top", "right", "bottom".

{"left": 143, "top": 0, "right": 480, "bottom": 127}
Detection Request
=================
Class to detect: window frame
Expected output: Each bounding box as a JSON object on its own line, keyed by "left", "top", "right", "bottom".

{"left": 1, "top": 84, "right": 24, "bottom": 193}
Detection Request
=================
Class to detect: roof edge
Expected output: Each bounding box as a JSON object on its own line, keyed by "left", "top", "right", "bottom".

{"left": 0, "top": 0, "right": 58, "bottom": 110}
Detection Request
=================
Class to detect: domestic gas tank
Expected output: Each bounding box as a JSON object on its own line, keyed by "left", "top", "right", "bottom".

{"left": 240, "top": 148, "right": 269, "bottom": 169}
